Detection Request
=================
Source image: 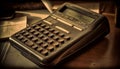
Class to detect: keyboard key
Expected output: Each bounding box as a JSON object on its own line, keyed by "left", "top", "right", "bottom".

{"left": 59, "top": 33, "right": 65, "bottom": 37}
{"left": 64, "top": 36, "right": 71, "bottom": 41}
{"left": 36, "top": 40, "right": 43, "bottom": 45}
{"left": 58, "top": 38, "right": 65, "bottom": 44}
{"left": 37, "top": 47, "right": 43, "bottom": 52}
{"left": 32, "top": 45, "right": 38, "bottom": 49}
{"left": 47, "top": 39, "right": 54, "bottom": 44}
{"left": 47, "top": 46, "right": 54, "bottom": 52}
{"left": 27, "top": 35, "right": 33, "bottom": 39}
{"left": 53, "top": 36, "right": 59, "bottom": 41}
{"left": 25, "top": 40, "right": 34, "bottom": 46}
{"left": 53, "top": 42, "right": 60, "bottom": 48}
{"left": 48, "top": 33, "right": 54, "bottom": 38}
{"left": 53, "top": 30, "right": 59, "bottom": 35}
{"left": 41, "top": 49, "right": 49, "bottom": 56}
{"left": 42, "top": 43, "right": 48, "bottom": 48}
{"left": 17, "top": 36, "right": 24, "bottom": 40}
{"left": 38, "top": 34, "right": 44, "bottom": 38}
{"left": 43, "top": 31, "right": 49, "bottom": 35}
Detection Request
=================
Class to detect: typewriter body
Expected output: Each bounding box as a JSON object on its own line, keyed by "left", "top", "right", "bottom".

{"left": 9, "top": 3, "right": 110, "bottom": 67}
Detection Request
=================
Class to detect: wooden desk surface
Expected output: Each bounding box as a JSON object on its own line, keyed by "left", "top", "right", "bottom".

{"left": 54, "top": 14, "right": 120, "bottom": 69}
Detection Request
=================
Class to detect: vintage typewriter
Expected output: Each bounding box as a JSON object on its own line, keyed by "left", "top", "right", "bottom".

{"left": 9, "top": 2, "right": 110, "bottom": 67}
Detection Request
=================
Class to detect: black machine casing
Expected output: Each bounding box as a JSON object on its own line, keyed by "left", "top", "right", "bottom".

{"left": 9, "top": 2, "right": 110, "bottom": 67}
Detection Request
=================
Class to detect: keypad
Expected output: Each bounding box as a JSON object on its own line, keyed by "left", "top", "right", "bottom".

{"left": 14, "top": 21, "right": 71, "bottom": 57}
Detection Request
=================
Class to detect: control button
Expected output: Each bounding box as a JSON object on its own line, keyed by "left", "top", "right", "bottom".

{"left": 29, "top": 29, "right": 35, "bottom": 33}
{"left": 26, "top": 27, "right": 31, "bottom": 31}
{"left": 49, "top": 28, "right": 55, "bottom": 32}
{"left": 59, "top": 33, "right": 65, "bottom": 37}
{"left": 17, "top": 36, "right": 24, "bottom": 40}
{"left": 55, "top": 26, "right": 70, "bottom": 33}
{"left": 31, "top": 37, "right": 38, "bottom": 42}
{"left": 53, "top": 42, "right": 60, "bottom": 48}
{"left": 36, "top": 40, "right": 43, "bottom": 45}
{"left": 44, "top": 26, "right": 50, "bottom": 30}
{"left": 43, "top": 20, "right": 52, "bottom": 25}
{"left": 38, "top": 34, "right": 44, "bottom": 39}
{"left": 27, "top": 35, "right": 33, "bottom": 39}
{"left": 37, "top": 47, "right": 43, "bottom": 52}
{"left": 41, "top": 49, "right": 49, "bottom": 56}
{"left": 53, "top": 36, "right": 59, "bottom": 41}
{"left": 42, "top": 37, "right": 49, "bottom": 41}
{"left": 23, "top": 32, "right": 29, "bottom": 36}
{"left": 37, "top": 22, "right": 42, "bottom": 26}
{"left": 34, "top": 26, "right": 40, "bottom": 30}
{"left": 33, "top": 32, "right": 39, "bottom": 36}
{"left": 58, "top": 38, "right": 65, "bottom": 44}
{"left": 25, "top": 40, "right": 34, "bottom": 46}
{"left": 47, "top": 46, "right": 54, "bottom": 52}
{"left": 41, "top": 24, "right": 46, "bottom": 28}
{"left": 43, "top": 31, "right": 49, "bottom": 35}
{"left": 64, "top": 36, "right": 71, "bottom": 41}
{"left": 42, "top": 43, "right": 48, "bottom": 48}
{"left": 57, "top": 18, "right": 73, "bottom": 26}
{"left": 53, "top": 30, "right": 59, "bottom": 35}
{"left": 48, "top": 33, "right": 54, "bottom": 38}
{"left": 21, "top": 38, "right": 27, "bottom": 42}
{"left": 73, "top": 26, "right": 82, "bottom": 31}
{"left": 32, "top": 45, "right": 38, "bottom": 49}
{"left": 39, "top": 28, "right": 45, "bottom": 33}
{"left": 47, "top": 39, "right": 54, "bottom": 44}
{"left": 20, "top": 30, "right": 26, "bottom": 34}
{"left": 15, "top": 34, "right": 20, "bottom": 37}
